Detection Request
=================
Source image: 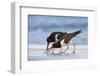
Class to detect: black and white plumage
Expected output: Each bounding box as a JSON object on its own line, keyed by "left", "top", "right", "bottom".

{"left": 46, "top": 30, "right": 81, "bottom": 54}
{"left": 44, "top": 32, "right": 67, "bottom": 54}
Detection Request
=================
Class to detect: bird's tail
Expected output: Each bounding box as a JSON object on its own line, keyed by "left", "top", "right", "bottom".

{"left": 75, "top": 30, "right": 81, "bottom": 34}
{"left": 71, "top": 30, "right": 81, "bottom": 37}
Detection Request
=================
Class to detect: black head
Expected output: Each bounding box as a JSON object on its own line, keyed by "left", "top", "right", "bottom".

{"left": 47, "top": 37, "right": 53, "bottom": 42}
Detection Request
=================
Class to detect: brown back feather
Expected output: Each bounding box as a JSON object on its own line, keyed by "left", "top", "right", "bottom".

{"left": 57, "top": 30, "right": 81, "bottom": 44}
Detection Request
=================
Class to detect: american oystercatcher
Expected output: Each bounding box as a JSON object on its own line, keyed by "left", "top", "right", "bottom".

{"left": 46, "top": 30, "right": 81, "bottom": 54}
{"left": 44, "top": 32, "right": 67, "bottom": 54}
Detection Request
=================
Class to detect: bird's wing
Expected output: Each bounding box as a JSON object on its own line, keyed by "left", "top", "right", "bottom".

{"left": 55, "top": 33, "right": 68, "bottom": 43}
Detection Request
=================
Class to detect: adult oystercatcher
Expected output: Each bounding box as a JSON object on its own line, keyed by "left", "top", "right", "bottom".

{"left": 46, "top": 30, "right": 81, "bottom": 54}
{"left": 44, "top": 32, "right": 67, "bottom": 54}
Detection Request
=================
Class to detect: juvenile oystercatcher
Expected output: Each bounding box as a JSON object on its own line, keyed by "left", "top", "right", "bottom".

{"left": 44, "top": 32, "right": 67, "bottom": 54}
{"left": 46, "top": 30, "right": 81, "bottom": 54}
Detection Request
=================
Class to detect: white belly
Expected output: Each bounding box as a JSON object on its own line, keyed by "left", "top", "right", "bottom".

{"left": 60, "top": 38, "right": 75, "bottom": 46}
{"left": 69, "top": 38, "right": 75, "bottom": 44}
{"left": 60, "top": 39, "right": 66, "bottom": 46}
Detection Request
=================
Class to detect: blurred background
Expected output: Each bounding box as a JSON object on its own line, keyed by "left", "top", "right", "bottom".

{"left": 28, "top": 15, "right": 88, "bottom": 45}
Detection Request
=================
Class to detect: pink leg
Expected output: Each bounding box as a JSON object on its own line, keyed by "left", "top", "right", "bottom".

{"left": 72, "top": 43, "right": 75, "bottom": 54}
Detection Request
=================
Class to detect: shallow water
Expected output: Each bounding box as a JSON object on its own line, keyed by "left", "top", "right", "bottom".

{"left": 28, "top": 46, "right": 88, "bottom": 61}
{"left": 28, "top": 52, "right": 88, "bottom": 61}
